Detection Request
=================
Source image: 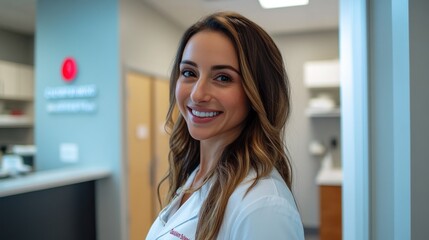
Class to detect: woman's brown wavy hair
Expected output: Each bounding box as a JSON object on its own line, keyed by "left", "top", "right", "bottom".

{"left": 158, "top": 11, "right": 292, "bottom": 240}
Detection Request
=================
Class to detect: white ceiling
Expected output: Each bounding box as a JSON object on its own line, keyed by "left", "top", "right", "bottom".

{"left": 143, "top": 0, "right": 339, "bottom": 35}
{"left": 0, "top": 0, "right": 338, "bottom": 35}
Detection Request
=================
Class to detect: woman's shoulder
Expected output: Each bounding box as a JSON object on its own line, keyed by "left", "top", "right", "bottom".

{"left": 224, "top": 168, "right": 300, "bottom": 221}
{"left": 229, "top": 168, "right": 295, "bottom": 207}
{"left": 219, "top": 168, "right": 304, "bottom": 239}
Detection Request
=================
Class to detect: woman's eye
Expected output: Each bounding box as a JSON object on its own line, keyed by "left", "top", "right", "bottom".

{"left": 215, "top": 75, "right": 231, "bottom": 82}
{"left": 182, "top": 70, "right": 196, "bottom": 78}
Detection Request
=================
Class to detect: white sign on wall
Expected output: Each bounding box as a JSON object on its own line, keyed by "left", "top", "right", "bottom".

{"left": 44, "top": 85, "right": 98, "bottom": 113}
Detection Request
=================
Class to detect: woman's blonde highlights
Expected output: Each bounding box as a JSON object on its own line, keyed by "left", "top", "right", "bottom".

{"left": 159, "top": 12, "right": 293, "bottom": 240}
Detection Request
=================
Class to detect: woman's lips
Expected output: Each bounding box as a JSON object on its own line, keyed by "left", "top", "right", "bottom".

{"left": 187, "top": 107, "right": 222, "bottom": 123}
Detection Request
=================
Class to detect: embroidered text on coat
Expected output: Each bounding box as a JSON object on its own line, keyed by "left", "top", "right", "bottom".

{"left": 170, "top": 229, "right": 190, "bottom": 240}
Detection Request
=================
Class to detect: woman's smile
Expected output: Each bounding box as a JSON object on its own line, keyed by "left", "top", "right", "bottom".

{"left": 187, "top": 106, "right": 223, "bottom": 124}
{"left": 188, "top": 107, "right": 222, "bottom": 118}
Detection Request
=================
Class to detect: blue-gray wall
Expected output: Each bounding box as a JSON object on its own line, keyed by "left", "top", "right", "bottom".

{"left": 410, "top": 0, "right": 429, "bottom": 239}
{"left": 342, "top": 0, "right": 428, "bottom": 239}
{"left": 35, "top": 0, "right": 124, "bottom": 239}
{"left": 36, "top": 0, "right": 120, "bottom": 170}
{"left": 369, "top": 0, "right": 396, "bottom": 239}
{"left": 368, "top": 0, "right": 413, "bottom": 238}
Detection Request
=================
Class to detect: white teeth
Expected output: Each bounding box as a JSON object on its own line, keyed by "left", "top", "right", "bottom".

{"left": 192, "top": 109, "right": 220, "bottom": 118}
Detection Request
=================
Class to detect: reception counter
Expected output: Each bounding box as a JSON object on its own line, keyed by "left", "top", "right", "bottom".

{"left": 0, "top": 166, "right": 111, "bottom": 197}
{"left": 0, "top": 167, "right": 112, "bottom": 240}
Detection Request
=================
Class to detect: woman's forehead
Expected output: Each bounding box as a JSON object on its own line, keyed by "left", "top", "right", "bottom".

{"left": 181, "top": 30, "right": 239, "bottom": 68}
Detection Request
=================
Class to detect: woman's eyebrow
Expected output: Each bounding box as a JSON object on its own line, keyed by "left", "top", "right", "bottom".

{"left": 212, "top": 65, "right": 240, "bottom": 75}
{"left": 180, "top": 60, "right": 197, "bottom": 67}
{"left": 180, "top": 60, "right": 240, "bottom": 74}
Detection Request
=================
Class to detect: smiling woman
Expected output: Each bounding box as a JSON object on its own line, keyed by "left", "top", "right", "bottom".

{"left": 146, "top": 11, "right": 304, "bottom": 240}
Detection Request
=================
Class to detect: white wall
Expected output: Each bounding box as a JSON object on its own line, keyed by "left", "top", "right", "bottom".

{"left": 119, "top": 1, "right": 183, "bottom": 238}
{"left": 121, "top": 0, "right": 183, "bottom": 78}
{"left": 273, "top": 30, "right": 339, "bottom": 228}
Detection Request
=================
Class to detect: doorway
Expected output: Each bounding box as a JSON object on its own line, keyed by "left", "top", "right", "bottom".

{"left": 125, "top": 71, "right": 170, "bottom": 239}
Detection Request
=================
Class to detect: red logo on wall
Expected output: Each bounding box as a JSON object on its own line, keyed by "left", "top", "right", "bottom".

{"left": 61, "top": 57, "right": 78, "bottom": 82}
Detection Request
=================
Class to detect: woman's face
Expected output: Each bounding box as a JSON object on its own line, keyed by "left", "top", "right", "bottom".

{"left": 176, "top": 30, "right": 249, "bottom": 144}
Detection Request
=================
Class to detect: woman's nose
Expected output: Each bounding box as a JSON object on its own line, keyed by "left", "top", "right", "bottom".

{"left": 190, "top": 77, "right": 211, "bottom": 103}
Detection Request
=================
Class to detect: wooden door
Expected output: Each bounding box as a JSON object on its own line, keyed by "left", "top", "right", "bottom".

{"left": 126, "top": 73, "right": 171, "bottom": 239}
{"left": 126, "top": 72, "right": 153, "bottom": 239}
{"left": 153, "top": 79, "right": 171, "bottom": 211}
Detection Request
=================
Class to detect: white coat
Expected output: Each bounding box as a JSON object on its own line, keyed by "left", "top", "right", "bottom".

{"left": 146, "top": 168, "right": 304, "bottom": 240}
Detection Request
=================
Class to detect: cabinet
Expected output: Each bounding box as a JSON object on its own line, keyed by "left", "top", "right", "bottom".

{"left": 304, "top": 59, "right": 340, "bottom": 118}
{"left": 319, "top": 185, "right": 342, "bottom": 240}
{"left": 0, "top": 60, "right": 34, "bottom": 144}
{"left": 305, "top": 60, "right": 342, "bottom": 239}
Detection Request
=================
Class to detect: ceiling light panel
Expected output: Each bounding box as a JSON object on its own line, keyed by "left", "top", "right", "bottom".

{"left": 259, "top": 0, "right": 309, "bottom": 9}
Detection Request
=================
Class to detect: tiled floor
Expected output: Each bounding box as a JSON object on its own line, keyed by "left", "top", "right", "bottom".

{"left": 304, "top": 228, "right": 320, "bottom": 240}
{"left": 305, "top": 234, "right": 320, "bottom": 240}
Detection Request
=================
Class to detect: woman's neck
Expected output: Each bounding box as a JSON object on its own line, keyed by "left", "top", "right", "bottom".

{"left": 192, "top": 140, "right": 225, "bottom": 187}
{"left": 195, "top": 128, "right": 243, "bottom": 187}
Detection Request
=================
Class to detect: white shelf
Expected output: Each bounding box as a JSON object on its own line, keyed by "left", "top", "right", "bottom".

{"left": 306, "top": 84, "right": 340, "bottom": 89}
{"left": 0, "top": 95, "right": 33, "bottom": 101}
{"left": 0, "top": 115, "right": 33, "bottom": 127}
{"left": 306, "top": 108, "right": 341, "bottom": 118}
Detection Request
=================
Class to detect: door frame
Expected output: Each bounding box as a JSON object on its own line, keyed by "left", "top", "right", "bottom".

{"left": 340, "top": 0, "right": 411, "bottom": 239}
{"left": 340, "top": 0, "right": 370, "bottom": 238}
